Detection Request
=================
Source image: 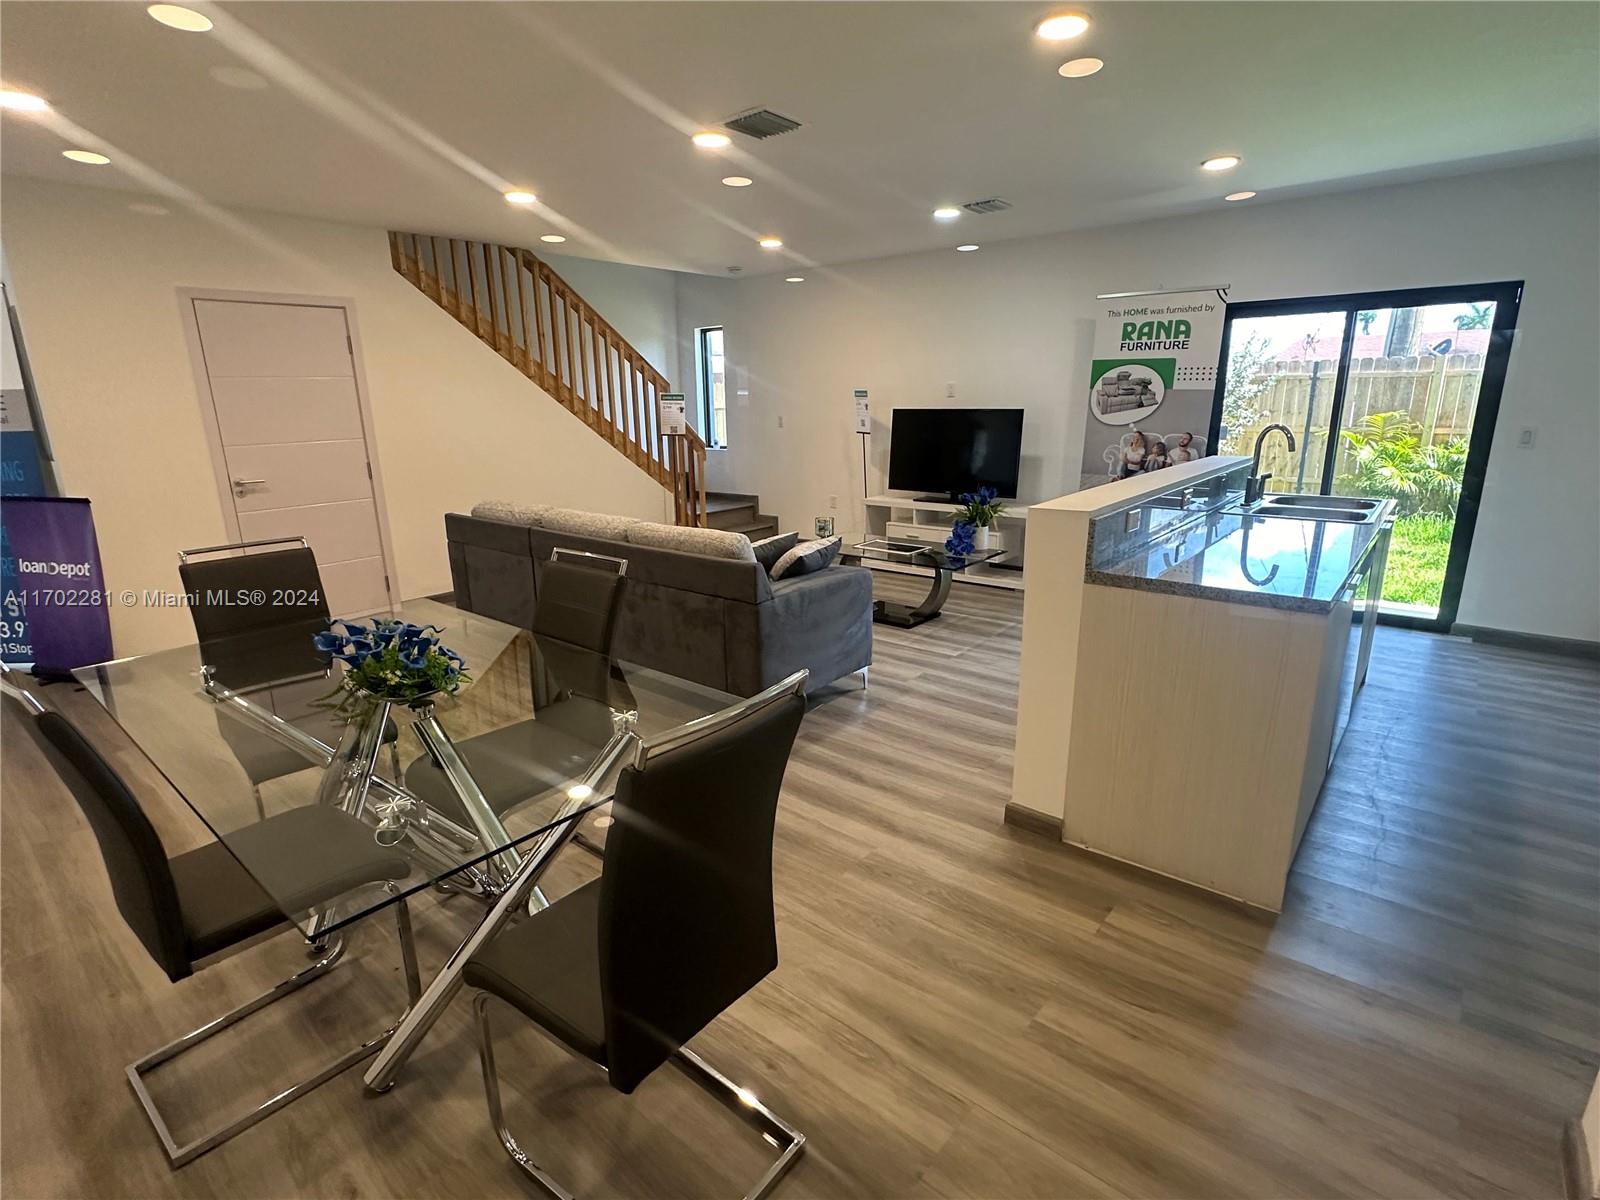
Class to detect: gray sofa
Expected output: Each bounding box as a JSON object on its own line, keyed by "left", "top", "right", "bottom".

{"left": 446, "top": 502, "right": 873, "bottom": 697}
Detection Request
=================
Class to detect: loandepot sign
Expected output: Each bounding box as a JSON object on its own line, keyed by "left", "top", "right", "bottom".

{"left": 1078, "top": 289, "right": 1225, "bottom": 490}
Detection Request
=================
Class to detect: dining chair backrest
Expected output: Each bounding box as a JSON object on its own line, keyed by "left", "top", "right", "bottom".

{"left": 179, "top": 543, "right": 331, "bottom": 643}
{"left": 33, "top": 710, "right": 192, "bottom": 982}
{"left": 597, "top": 684, "right": 805, "bottom": 1093}
{"left": 533, "top": 553, "right": 628, "bottom": 655}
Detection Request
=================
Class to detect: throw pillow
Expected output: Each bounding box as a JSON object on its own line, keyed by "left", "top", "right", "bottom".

{"left": 770, "top": 535, "right": 842, "bottom": 581}
{"left": 749, "top": 531, "right": 799, "bottom": 573}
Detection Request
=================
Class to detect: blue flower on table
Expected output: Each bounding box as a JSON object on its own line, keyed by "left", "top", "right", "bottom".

{"left": 946, "top": 520, "right": 977, "bottom": 559}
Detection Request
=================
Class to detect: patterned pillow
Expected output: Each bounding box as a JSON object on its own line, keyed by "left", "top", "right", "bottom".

{"left": 770, "top": 536, "right": 842, "bottom": 581}
{"left": 749, "top": 531, "right": 799, "bottom": 573}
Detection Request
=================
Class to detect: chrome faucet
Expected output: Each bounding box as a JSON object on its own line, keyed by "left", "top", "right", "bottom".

{"left": 1245, "top": 424, "right": 1296, "bottom": 505}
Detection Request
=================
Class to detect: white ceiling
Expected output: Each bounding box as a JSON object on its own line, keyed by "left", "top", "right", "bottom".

{"left": 2, "top": 2, "right": 1597, "bottom": 276}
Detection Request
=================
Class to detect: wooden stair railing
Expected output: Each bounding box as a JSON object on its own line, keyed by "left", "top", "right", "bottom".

{"left": 388, "top": 231, "right": 707, "bottom": 528}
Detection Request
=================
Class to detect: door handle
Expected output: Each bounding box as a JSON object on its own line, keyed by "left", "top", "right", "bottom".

{"left": 232, "top": 478, "right": 266, "bottom": 494}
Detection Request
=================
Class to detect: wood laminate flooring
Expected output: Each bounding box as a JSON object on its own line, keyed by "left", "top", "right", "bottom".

{"left": 2, "top": 574, "right": 1596, "bottom": 1198}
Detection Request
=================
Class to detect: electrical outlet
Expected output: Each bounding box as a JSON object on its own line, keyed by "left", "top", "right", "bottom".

{"left": 1517, "top": 426, "right": 1536, "bottom": 449}
{"left": 777, "top": 414, "right": 785, "bottom": 430}
{"left": 829, "top": 494, "right": 838, "bottom": 509}
{"left": 1124, "top": 509, "right": 1142, "bottom": 535}
{"left": 945, "top": 382, "right": 956, "bottom": 398}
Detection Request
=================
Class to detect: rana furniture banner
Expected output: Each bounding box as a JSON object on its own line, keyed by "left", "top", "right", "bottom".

{"left": 1, "top": 497, "right": 113, "bottom": 670}
{"left": 1078, "top": 289, "right": 1225, "bottom": 491}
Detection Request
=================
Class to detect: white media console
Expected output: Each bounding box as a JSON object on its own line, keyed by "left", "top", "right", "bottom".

{"left": 859, "top": 495, "right": 1030, "bottom": 592}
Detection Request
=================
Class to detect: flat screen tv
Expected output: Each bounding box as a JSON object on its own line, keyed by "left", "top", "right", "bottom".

{"left": 887, "top": 408, "right": 1024, "bottom": 500}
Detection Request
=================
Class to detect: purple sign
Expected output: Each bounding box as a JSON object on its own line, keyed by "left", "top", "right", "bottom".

{"left": 1, "top": 497, "right": 113, "bottom": 670}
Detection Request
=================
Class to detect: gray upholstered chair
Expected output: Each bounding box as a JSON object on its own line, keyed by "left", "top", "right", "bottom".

{"left": 464, "top": 670, "right": 809, "bottom": 1199}
{"left": 178, "top": 537, "right": 398, "bottom": 816}
{"left": 178, "top": 537, "right": 331, "bottom": 647}
{"left": 533, "top": 548, "right": 628, "bottom": 656}
{"left": 5, "top": 685, "right": 421, "bottom": 1168}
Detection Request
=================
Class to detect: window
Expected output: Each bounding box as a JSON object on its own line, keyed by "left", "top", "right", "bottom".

{"left": 1212, "top": 281, "right": 1522, "bottom": 630}
{"left": 697, "top": 326, "right": 728, "bottom": 448}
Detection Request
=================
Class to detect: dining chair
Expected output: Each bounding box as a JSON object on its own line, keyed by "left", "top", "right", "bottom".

{"left": 179, "top": 537, "right": 402, "bottom": 815}
{"left": 5, "top": 687, "right": 423, "bottom": 1168}
{"left": 533, "top": 548, "right": 628, "bottom": 656}
{"left": 463, "top": 669, "right": 809, "bottom": 1200}
{"left": 178, "top": 536, "right": 331, "bottom": 645}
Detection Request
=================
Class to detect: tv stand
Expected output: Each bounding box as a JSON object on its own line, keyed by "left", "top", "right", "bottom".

{"left": 859, "top": 495, "right": 1030, "bottom": 592}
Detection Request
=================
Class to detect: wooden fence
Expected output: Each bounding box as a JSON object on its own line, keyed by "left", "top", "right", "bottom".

{"left": 1226, "top": 353, "right": 1487, "bottom": 491}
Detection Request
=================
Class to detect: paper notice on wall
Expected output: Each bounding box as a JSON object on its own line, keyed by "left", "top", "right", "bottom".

{"left": 1079, "top": 289, "right": 1224, "bottom": 491}
{"left": 853, "top": 389, "right": 870, "bottom": 434}
{"left": 659, "top": 392, "right": 687, "bottom": 436}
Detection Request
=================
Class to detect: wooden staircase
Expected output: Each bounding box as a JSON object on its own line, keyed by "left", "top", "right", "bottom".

{"left": 705, "top": 492, "right": 780, "bottom": 540}
{"left": 388, "top": 231, "right": 707, "bottom": 527}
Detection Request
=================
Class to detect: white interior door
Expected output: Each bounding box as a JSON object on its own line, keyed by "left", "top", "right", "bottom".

{"left": 191, "top": 299, "right": 393, "bottom": 616}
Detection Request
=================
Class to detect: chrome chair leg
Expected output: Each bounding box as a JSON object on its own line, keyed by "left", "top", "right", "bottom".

{"left": 473, "top": 993, "right": 806, "bottom": 1199}
{"left": 127, "top": 899, "right": 419, "bottom": 1168}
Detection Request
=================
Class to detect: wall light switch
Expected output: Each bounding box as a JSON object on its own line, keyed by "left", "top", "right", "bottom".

{"left": 1517, "top": 426, "right": 1536, "bottom": 449}
{"left": 945, "top": 382, "right": 956, "bottom": 398}
{"left": 829, "top": 494, "right": 838, "bottom": 509}
{"left": 777, "top": 414, "right": 785, "bottom": 430}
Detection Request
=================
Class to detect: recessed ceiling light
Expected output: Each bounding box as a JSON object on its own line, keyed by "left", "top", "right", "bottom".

{"left": 721, "top": 175, "right": 753, "bottom": 188}
{"left": 147, "top": 4, "right": 213, "bottom": 32}
{"left": 503, "top": 190, "right": 538, "bottom": 205}
{"left": 62, "top": 150, "right": 111, "bottom": 165}
{"left": 692, "top": 130, "right": 731, "bottom": 149}
{"left": 129, "top": 201, "right": 170, "bottom": 215}
{"left": 1035, "top": 13, "right": 1090, "bottom": 40}
{"left": 0, "top": 89, "right": 50, "bottom": 113}
{"left": 784, "top": 276, "right": 805, "bottom": 283}
{"left": 758, "top": 237, "right": 783, "bottom": 250}
{"left": 956, "top": 244, "right": 980, "bottom": 252}
{"left": 932, "top": 206, "right": 961, "bottom": 221}
{"left": 1224, "top": 191, "right": 1257, "bottom": 202}
{"left": 1201, "top": 155, "right": 1242, "bottom": 172}
{"left": 540, "top": 234, "right": 566, "bottom": 243}
{"left": 1058, "top": 56, "right": 1104, "bottom": 78}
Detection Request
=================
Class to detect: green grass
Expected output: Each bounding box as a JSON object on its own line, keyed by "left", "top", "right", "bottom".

{"left": 1382, "top": 513, "right": 1453, "bottom": 609}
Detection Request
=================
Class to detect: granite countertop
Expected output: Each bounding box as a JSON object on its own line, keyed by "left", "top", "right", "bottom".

{"left": 1086, "top": 504, "right": 1393, "bottom": 614}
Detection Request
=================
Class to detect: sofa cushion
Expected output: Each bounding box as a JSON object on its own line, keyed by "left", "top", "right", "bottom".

{"left": 770, "top": 536, "right": 842, "bottom": 580}
{"left": 539, "top": 507, "right": 645, "bottom": 542}
{"left": 625, "top": 521, "right": 757, "bottom": 563}
{"left": 749, "top": 531, "right": 799, "bottom": 573}
{"left": 473, "top": 500, "right": 554, "bottom": 527}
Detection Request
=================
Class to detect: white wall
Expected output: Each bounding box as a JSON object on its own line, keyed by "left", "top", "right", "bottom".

{"left": 542, "top": 250, "right": 681, "bottom": 385}
{"left": 1, "top": 177, "right": 679, "bottom": 655}
{"left": 678, "top": 156, "right": 1600, "bottom": 643}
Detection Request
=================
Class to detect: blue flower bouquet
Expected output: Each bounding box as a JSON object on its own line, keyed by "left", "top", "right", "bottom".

{"left": 945, "top": 520, "right": 977, "bottom": 559}
{"left": 313, "top": 618, "right": 470, "bottom": 714}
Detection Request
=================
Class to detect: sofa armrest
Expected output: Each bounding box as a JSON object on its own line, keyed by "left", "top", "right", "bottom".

{"left": 731, "top": 565, "right": 873, "bottom": 694}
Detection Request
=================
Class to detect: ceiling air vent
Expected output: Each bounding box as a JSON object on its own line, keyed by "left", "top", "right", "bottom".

{"left": 723, "top": 108, "right": 802, "bottom": 140}
{"left": 962, "top": 197, "right": 1013, "bottom": 215}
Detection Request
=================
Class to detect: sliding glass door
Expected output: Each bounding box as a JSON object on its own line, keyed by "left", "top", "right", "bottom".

{"left": 1211, "top": 282, "right": 1522, "bottom": 629}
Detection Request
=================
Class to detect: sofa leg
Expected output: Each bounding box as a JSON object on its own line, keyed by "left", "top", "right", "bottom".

{"left": 860, "top": 666, "right": 870, "bottom": 691}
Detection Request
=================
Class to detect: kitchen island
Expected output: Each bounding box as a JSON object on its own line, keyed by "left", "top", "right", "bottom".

{"left": 1009, "top": 456, "right": 1392, "bottom": 912}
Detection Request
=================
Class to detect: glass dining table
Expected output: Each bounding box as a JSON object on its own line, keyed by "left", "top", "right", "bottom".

{"left": 71, "top": 597, "right": 742, "bottom": 1091}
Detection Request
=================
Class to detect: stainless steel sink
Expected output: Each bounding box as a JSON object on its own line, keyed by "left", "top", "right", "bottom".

{"left": 1253, "top": 506, "right": 1370, "bottom": 523}
{"left": 1223, "top": 493, "right": 1385, "bottom": 525}
{"left": 1259, "top": 495, "right": 1378, "bottom": 511}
